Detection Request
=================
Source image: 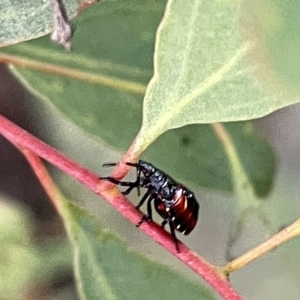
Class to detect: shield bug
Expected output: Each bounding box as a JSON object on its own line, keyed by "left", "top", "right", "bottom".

{"left": 101, "top": 160, "right": 199, "bottom": 252}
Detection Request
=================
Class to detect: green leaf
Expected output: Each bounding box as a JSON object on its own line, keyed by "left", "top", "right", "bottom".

{"left": 243, "top": 0, "right": 300, "bottom": 94}
{"left": 0, "top": 0, "right": 275, "bottom": 196}
{"left": 139, "top": 0, "right": 300, "bottom": 142}
{"left": 144, "top": 122, "right": 274, "bottom": 198}
{"left": 0, "top": 201, "right": 39, "bottom": 299}
{"left": 0, "top": 0, "right": 89, "bottom": 47}
{"left": 0, "top": 200, "right": 72, "bottom": 299}
{"left": 2, "top": 0, "right": 163, "bottom": 147}
{"left": 63, "top": 201, "right": 216, "bottom": 300}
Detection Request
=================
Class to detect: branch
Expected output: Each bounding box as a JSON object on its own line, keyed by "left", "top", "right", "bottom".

{"left": 0, "top": 113, "right": 242, "bottom": 300}
{"left": 221, "top": 217, "right": 300, "bottom": 274}
{"left": 0, "top": 53, "right": 146, "bottom": 95}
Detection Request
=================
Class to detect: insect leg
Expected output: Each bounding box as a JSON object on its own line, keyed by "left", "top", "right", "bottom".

{"left": 136, "top": 190, "right": 150, "bottom": 210}
{"left": 146, "top": 194, "right": 154, "bottom": 221}
{"left": 161, "top": 219, "right": 168, "bottom": 228}
{"left": 100, "top": 176, "right": 139, "bottom": 187}
{"left": 136, "top": 194, "right": 155, "bottom": 227}
{"left": 168, "top": 220, "right": 180, "bottom": 253}
{"left": 122, "top": 168, "right": 143, "bottom": 195}
{"left": 101, "top": 162, "right": 142, "bottom": 195}
{"left": 122, "top": 185, "right": 137, "bottom": 195}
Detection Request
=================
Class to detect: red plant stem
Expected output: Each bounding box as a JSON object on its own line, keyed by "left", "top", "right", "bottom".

{"left": 0, "top": 115, "right": 99, "bottom": 191}
{"left": 21, "top": 148, "right": 63, "bottom": 214}
{"left": 0, "top": 113, "right": 242, "bottom": 300}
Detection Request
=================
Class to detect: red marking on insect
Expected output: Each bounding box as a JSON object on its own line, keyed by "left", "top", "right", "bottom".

{"left": 101, "top": 160, "right": 199, "bottom": 252}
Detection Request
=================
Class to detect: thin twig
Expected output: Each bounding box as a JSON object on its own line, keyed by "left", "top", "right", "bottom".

{"left": 221, "top": 217, "right": 300, "bottom": 275}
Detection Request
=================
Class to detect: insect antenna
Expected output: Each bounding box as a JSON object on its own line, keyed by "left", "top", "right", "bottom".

{"left": 126, "top": 162, "right": 138, "bottom": 167}
{"left": 102, "top": 163, "right": 117, "bottom": 168}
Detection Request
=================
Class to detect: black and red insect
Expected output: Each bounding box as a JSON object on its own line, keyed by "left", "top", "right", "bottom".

{"left": 101, "top": 160, "right": 199, "bottom": 252}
